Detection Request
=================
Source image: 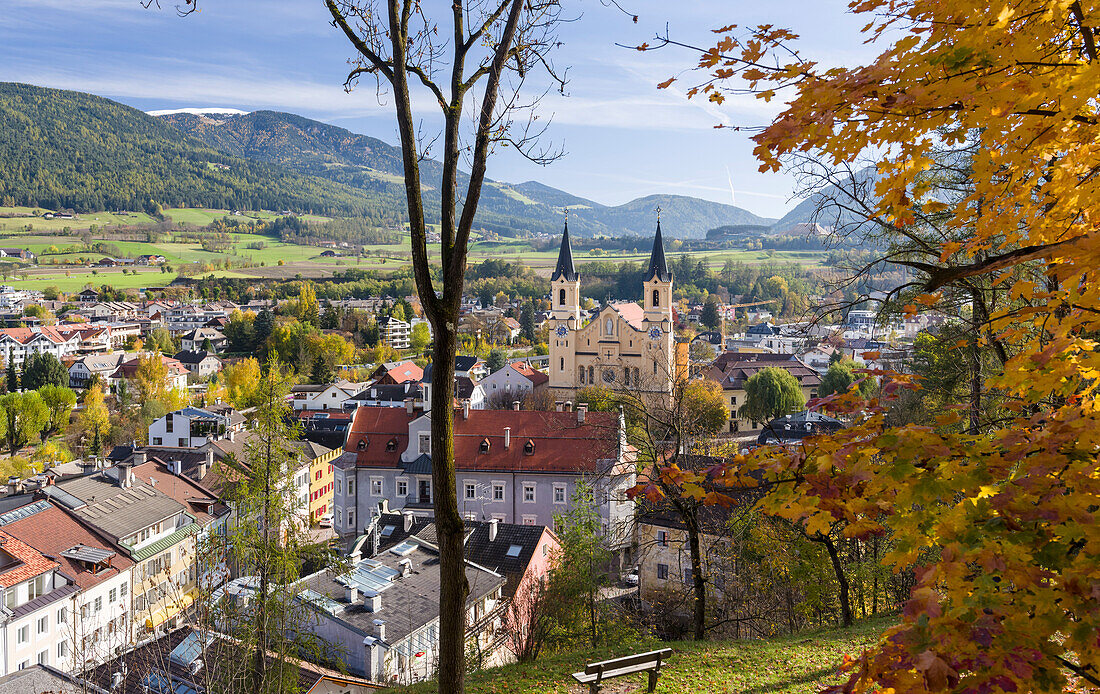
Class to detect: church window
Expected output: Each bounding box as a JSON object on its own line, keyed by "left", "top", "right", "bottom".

{"left": 602, "top": 369, "right": 615, "bottom": 384}
{"left": 623, "top": 369, "right": 630, "bottom": 387}
{"left": 653, "top": 289, "right": 660, "bottom": 307}
{"left": 605, "top": 318, "right": 614, "bottom": 335}
{"left": 653, "top": 360, "right": 658, "bottom": 375}
{"left": 560, "top": 357, "right": 564, "bottom": 371}
{"left": 579, "top": 367, "right": 586, "bottom": 385}
{"left": 633, "top": 367, "right": 640, "bottom": 384}
{"left": 588, "top": 366, "right": 594, "bottom": 383}
{"left": 559, "top": 288, "right": 565, "bottom": 306}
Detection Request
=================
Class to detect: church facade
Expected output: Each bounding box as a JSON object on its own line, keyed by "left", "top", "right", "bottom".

{"left": 547, "top": 222, "right": 683, "bottom": 401}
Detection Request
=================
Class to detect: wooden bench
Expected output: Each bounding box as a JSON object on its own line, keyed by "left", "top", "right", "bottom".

{"left": 571, "top": 648, "right": 673, "bottom": 694}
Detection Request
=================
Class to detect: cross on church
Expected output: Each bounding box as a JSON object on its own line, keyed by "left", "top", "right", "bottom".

{"left": 656, "top": 205, "right": 661, "bottom": 222}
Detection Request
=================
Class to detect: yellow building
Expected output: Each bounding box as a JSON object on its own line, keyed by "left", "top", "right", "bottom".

{"left": 548, "top": 222, "right": 681, "bottom": 401}
{"left": 305, "top": 441, "right": 341, "bottom": 523}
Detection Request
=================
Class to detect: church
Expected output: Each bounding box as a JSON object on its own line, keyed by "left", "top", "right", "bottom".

{"left": 547, "top": 222, "right": 686, "bottom": 402}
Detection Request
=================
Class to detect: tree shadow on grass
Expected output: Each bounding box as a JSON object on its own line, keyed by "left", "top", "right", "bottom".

{"left": 738, "top": 666, "right": 839, "bottom": 694}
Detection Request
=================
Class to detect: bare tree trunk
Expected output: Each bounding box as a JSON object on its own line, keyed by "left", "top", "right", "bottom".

{"left": 684, "top": 509, "right": 707, "bottom": 640}
{"left": 816, "top": 533, "right": 853, "bottom": 627}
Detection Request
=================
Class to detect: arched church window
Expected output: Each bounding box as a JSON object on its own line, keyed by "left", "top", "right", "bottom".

{"left": 579, "top": 367, "right": 586, "bottom": 385}
{"left": 653, "top": 360, "right": 658, "bottom": 375}
{"left": 623, "top": 369, "right": 630, "bottom": 387}
{"left": 633, "top": 367, "right": 640, "bottom": 384}
{"left": 560, "top": 357, "right": 565, "bottom": 371}
{"left": 559, "top": 288, "right": 565, "bottom": 306}
{"left": 653, "top": 289, "right": 660, "bottom": 307}
{"left": 588, "top": 366, "right": 594, "bottom": 383}
{"left": 602, "top": 369, "right": 615, "bottom": 384}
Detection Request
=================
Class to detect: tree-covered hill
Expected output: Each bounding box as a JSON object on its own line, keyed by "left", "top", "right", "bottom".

{"left": 0, "top": 82, "right": 386, "bottom": 216}
{"left": 160, "top": 108, "right": 777, "bottom": 238}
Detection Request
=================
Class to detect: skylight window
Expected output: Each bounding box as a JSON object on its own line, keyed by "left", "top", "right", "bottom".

{"left": 390, "top": 540, "right": 418, "bottom": 556}
{"left": 381, "top": 525, "right": 395, "bottom": 537}
{"left": 506, "top": 544, "right": 522, "bottom": 558}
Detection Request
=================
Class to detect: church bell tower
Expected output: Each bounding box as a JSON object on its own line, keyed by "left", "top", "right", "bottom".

{"left": 549, "top": 222, "right": 579, "bottom": 391}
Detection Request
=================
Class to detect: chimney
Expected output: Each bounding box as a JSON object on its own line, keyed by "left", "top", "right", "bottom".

{"left": 503, "top": 427, "right": 511, "bottom": 450}
{"left": 488, "top": 517, "right": 499, "bottom": 542}
{"left": 378, "top": 499, "right": 390, "bottom": 514}
{"left": 398, "top": 558, "right": 412, "bottom": 577}
{"left": 402, "top": 511, "right": 414, "bottom": 532}
{"left": 512, "top": 400, "right": 520, "bottom": 411}
{"left": 373, "top": 619, "right": 386, "bottom": 641}
{"left": 564, "top": 400, "right": 573, "bottom": 412}
{"left": 133, "top": 449, "right": 147, "bottom": 465}
{"left": 462, "top": 400, "right": 470, "bottom": 420}
{"left": 363, "top": 590, "right": 382, "bottom": 613}
{"left": 116, "top": 464, "right": 131, "bottom": 488}
{"left": 228, "top": 430, "right": 235, "bottom": 442}
{"left": 555, "top": 401, "right": 563, "bottom": 412}
{"left": 346, "top": 584, "right": 359, "bottom": 604}
{"left": 577, "top": 403, "right": 587, "bottom": 424}
{"left": 199, "top": 450, "right": 212, "bottom": 480}
{"left": 405, "top": 398, "right": 414, "bottom": 415}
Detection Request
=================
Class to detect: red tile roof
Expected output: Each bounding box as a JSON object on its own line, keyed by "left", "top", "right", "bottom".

{"left": 513, "top": 364, "right": 549, "bottom": 387}
{"left": 0, "top": 530, "right": 59, "bottom": 589}
{"left": 345, "top": 407, "right": 623, "bottom": 474}
{"left": 3, "top": 505, "right": 133, "bottom": 591}
{"left": 610, "top": 302, "right": 646, "bottom": 330}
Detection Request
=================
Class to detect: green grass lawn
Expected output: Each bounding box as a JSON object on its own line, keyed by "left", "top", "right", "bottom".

{"left": 389, "top": 617, "right": 891, "bottom": 694}
{"left": 7, "top": 269, "right": 178, "bottom": 292}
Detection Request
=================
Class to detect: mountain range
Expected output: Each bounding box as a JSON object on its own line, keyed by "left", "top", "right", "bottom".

{"left": 0, "top": 82, "right": 788, "bottom": 238}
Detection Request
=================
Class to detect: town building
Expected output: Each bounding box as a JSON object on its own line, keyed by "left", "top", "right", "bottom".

{"left": 147, "top": 406, "right": 246, "bottom": 449}
{"left": 172, "top": 349, "right": 222, "bottom": 378}
{"left": 291, "top": 382, "right": 366, "bottom": 412}
{"left": 179, "top": 327, "right": 227, "bottom": 353}
{"left": 547, "top": 222, "right": 685, "bottom": 403}
{"left": 705, "top": 352, "right": 822, "bottom": 434}
{"left": 377, "top": 316, "right": 411, "bottom": 350}
{"left": 479, "top": 362, "right": 548, "bottom": 408}
{"left": 333, "top": 405, "right": 635, "bottom": 568}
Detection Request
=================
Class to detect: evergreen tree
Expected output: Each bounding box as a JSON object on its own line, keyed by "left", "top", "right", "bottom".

{"left": 520, "top": 301, "right": 537, "bottom": 342}
{"left": 700, "top": 299, "right": 722, "bottom": 331}
{"left": 5, "top": 351, "right": 17, "bottom": 393}
{"left": 486, "top": 348, "right": 507, "bottom": 374}
{"left": 254, "top": 309, "right": 276, "bottom": 353}
{"left": 310, "top": 354, "right": 334, "bottom": 385}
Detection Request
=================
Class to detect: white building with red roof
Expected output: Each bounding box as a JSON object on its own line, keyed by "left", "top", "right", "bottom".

{"left": 333, "top": 404, "right": 636, "bottom": 568}
{"left": 479, "top": 362, "right": 548, "bottom": 407}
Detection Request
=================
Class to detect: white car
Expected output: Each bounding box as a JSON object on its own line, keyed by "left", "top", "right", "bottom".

{"left": 623, "top": 566, "right": 639, "bottom": 586}
{"left": 318, "top": 514, "right": 334, "bottom": 528}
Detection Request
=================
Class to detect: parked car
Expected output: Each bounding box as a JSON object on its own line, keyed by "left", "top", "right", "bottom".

{"left": 623, "top": 566, "right": 639, "bottom": 586}
{"left": 318, "top": 514, "right": 333, "bottom": 528}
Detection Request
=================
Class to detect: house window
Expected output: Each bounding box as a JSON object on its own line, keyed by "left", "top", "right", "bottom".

{"left": 152, "top": 437, "right": 162, "bottom": 445}
{"left": 370, "top": 478, "right": 383, "bottom": 496}
{"left": 418, "top": 433, "right": 431, "bottom": 455}
{"left": 521, "top": 515, "right": 537, "bottom": 526}
{"left": 397, "top": 479, "right": 408, "bottom": 496}
{"left": 465, "top": 483, "right": 476, "bottom": 500}
{"left": 553, "top": 484, "right": 567, "bottom": 504}
{"left": 560, "top": 357, "right": 564, "bottom": 371}
{"left": 657, "top": 530, "right": 668, "bottom": 547}
{"left": 347, "top": 478, "right": 355, "bottom": 496}
{"left": 492, "top": 483, "right": 505, "bottom": 501}
{"left": 17, "top": 625, "right": 28, "bottom": 644}
{"left": 57, "top": 641, "right": 67, "bottom": 659}
{"left": 653, "top": 360, "right": 658, "bottom": 375}
{"left": 336, "top": 479, "right": 342, "bottom": 495}
{"left": 523, "top": 484, "right": 536, "bottom": 503}
{"left": 684, "top": 566, "right": 693, "bottom": 585}
{"left": 166, "top": 417, "right": 173, "bottom": 433}
{"left": 37, "top": 615, "right": 48, "bottom": 634}
{"left": 57, "top": 607, "right": 67, "bottom": 624}
{"left": 348, "top": 510, "right": 355, "bottom": 528}
{"left": 94, "top": 596, "right": 102, "bottom": 612}
{"left": 657, "top": 563, "right": 669, "bottom": 580}
{"left": 37, "top": 650, "right": 48, "bottom": 665}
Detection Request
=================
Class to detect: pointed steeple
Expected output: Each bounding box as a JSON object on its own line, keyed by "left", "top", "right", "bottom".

{"left": 645, "top": 220, "right": 672, "bottom": 282}
{"left": 550, "top": 221, "right": 578, "bottom": 282}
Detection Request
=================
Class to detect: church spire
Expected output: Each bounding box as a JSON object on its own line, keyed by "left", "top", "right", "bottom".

{"left": 550, "top": 221, "right": 578, "bottom": 282}
{"left": 645, "top": 219, "right": 672, "bottom": 282}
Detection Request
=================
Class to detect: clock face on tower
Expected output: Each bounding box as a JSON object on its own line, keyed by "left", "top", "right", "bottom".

{"left": 649, "top": 326, "right": 661, "bottom": 339}
{"left": 556, "top": 324, "right": 569, "bottom": 337}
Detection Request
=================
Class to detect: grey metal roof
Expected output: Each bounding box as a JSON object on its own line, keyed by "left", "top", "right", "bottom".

{"left": 60, "top": 544, "right": 116, "bottom": 564}
{"left": 57, "top": 474, "right": 186, "bottom": 540}
{"left": 644, "top": 220, "right": 672, "bottom": 283}
{"left": 550, "top": 221, "right": 578, "bottom": 282}
{"left": 401, "top": 454, "right": 432, "bottom": 475}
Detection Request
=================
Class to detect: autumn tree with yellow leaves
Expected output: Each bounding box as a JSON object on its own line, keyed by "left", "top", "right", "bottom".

{"left": 638, "top": 2, "right": 1100, "bottom": 692}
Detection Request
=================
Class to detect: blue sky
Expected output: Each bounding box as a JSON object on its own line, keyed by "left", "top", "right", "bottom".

{"left": 0, "top": 0, "right": 877, "bottom": 220}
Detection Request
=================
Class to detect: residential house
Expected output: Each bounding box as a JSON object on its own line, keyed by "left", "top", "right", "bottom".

{"left": 367, "top": 361, "right": 423, "bottom": 386}
{"left": 66, "top": 352, "right": 125, "bottom": 388}
{"left": 108, "top": 354, "right": 189, "bottom": 395}
{"left": 705, "top": 352, "right": 822, "bottom": 434}
{"left": 0, "top": 501, "right": 135, "bottom": 670}
{"left": 179, "top": 327, "right": 227, "bottom": 353}
{"left": 346, "top": 382, "right": 426, "bottom": 411}
{"left": 136, "top": 255, "right": 167, "bottom": 265}
{"left": 334, "top": 405, "right": 635, "bottom": 568}
{"left": 478, "top": 363, "right": 548, "bottom": 407}
{"left": 421, "top": 363, "right": 486, "bottom": 411}
{"left": 291, "top": 382, "right": 364, "bottom": 412}
{"left": 0, "top": 249, "right": 34, "bottom": 261}
{"left": 147, "top": 407, "right": 246, "bottom": 449}
{"left": 172, "top": 350, "right": 222, "bottom": 378}
{"left": 298, "top": 410, "right": 354, "bottom": 450}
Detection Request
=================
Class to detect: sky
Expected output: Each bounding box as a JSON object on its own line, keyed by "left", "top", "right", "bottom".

{"left": 0, "top": 0, "right": 880, "bottom": 220}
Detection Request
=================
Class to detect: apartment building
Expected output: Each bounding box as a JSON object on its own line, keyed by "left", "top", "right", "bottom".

{"left": 0, "top": 501, "right": 134, "bottom": 672}
{"left": 147, "top": 406, "right": 246, "bottom": 449}
{"left": 705, "top": 352, "right": 822, "bottom": 434}
{"left": 334, "top": 404, "right": 635, "bottom": 568}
